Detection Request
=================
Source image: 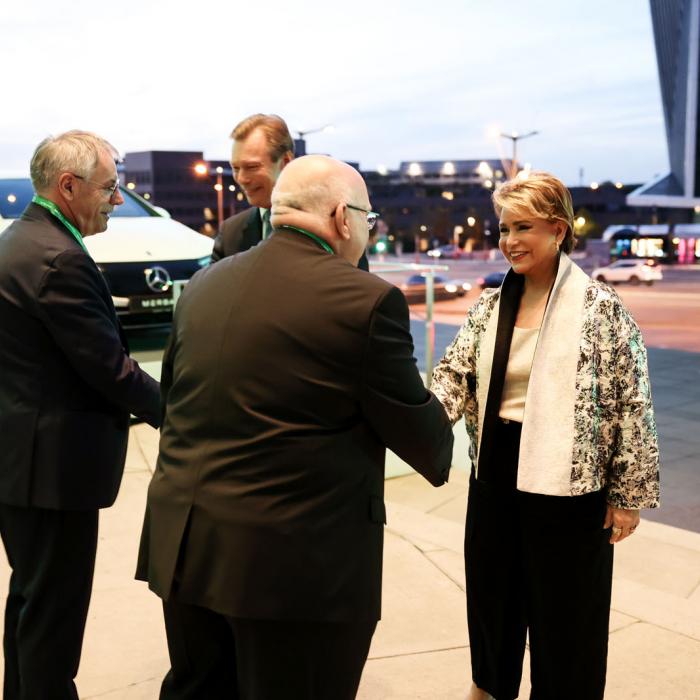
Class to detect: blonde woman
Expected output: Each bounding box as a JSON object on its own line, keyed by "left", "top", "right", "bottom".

{"left": 431, "top": 172, "right": 659, "bottom": 700}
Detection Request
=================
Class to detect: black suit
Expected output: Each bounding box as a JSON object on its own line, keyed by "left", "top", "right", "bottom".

{"left": 211, "top": 206, "right": 371, "bottom": 270}
{"left": 0, "top": 203, "right": 160, "bottom": 699}
{"left": 138, "top": 227, "right": 452, "bottom": 698}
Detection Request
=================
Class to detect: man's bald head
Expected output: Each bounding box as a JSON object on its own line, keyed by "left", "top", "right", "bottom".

{"left": 271, "top": 156, "right": 370, "bottom": 265}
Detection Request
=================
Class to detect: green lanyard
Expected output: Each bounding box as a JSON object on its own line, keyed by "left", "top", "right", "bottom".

{"left": 278, "top": 224, "right": 334, "bottom": 254}
{"left": 32, "top": 194, "right": 88, "bottom": 253}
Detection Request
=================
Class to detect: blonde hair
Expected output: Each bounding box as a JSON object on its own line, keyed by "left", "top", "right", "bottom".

{"left": 492, "top": 171, "right": 576, "bottom": 253}
{"left": 30, "top": 130, "right": 119, "bottom": 193}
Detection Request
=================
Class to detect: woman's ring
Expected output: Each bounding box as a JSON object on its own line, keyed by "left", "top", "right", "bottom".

{"left": 612, "top": 526, "right": 622, "bottom": 534}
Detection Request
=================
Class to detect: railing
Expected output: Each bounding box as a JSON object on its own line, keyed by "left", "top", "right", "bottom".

{"left": 369, "top": 262, "right": 449, "bottom": 388}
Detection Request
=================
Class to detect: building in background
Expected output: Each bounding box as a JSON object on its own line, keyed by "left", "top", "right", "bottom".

{"left": 122, "top": 151, "right": 241, "bottom": 235}
{"left": 622, "top": 0, "right": 700, "bottom": 262}
{"left": 628, "top": 0, "right": 699, "bottom": 211}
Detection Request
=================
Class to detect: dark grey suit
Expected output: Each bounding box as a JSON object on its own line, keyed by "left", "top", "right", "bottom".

{"left": 0, "top": 202, "right": 160, "bottom": 699}
{"left": 138, "top": 227, "right": 452, "bottom": 697}
{"left": 210, "top": 207, "right": 263, "bottom": 263}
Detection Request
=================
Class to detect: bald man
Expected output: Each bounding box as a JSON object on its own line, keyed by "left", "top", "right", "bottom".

{"left": 137, "top": 156, "right": 453, "bottom": 700}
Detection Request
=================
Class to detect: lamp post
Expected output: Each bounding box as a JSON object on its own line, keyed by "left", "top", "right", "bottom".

{"left": 499, "top": 130, "right": 539, "bottom": 178}
{"left": 214, "top": 166, "right": 224, "bottom": 229}
{"left": 194, "top": 162, "right": 230, "bottom": 231}
{"left": 294, "top": 124, "right": 334, "bottom": 156}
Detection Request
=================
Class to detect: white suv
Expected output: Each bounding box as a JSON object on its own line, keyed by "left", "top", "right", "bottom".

{"left": 0, "top": 178, "right": 213, "bottom": 328}
{"left": 591, "top": 259, "right": 663, "bottom": 286}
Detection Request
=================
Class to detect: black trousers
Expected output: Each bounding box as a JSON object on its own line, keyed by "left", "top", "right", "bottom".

{"left": 466, "top": 420, "right": 613, "bottom": 700}
{"left": 160, "top": 597, "right": 376, "bottom": 700}
{"left": 0, "top": 504, "right": 98, "bottom": 700}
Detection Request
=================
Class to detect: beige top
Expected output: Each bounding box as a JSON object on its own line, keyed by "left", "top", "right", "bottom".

{"left": 499, "top": 326, "right": 540, "bottom": 423}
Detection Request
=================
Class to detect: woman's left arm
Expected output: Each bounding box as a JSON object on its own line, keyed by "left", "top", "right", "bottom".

{"left": 606, "top": 299, "right": 660, "bottom": 516}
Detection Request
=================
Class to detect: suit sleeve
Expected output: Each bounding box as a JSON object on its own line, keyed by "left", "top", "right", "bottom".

{"left": 210, "top": 227, "right": 225, "bottom": 263}
{"left": 606, "top": 299, "right": 660, "bottom": 509}
{"left": 36, "top": 249, "right": 161, "bottom": 427}
{"left": 361, "top": 286, "right": 453, "bottom": 486}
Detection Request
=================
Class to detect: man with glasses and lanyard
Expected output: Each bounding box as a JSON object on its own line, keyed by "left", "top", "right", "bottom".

{"left": 211, "top": 113, "right": 370, "bottom": 270}
{"left": 0, "top": 130, "right": 160, "bottom": 699}
{"left": 137, "top": 155, "right": 452, "bottom": 699}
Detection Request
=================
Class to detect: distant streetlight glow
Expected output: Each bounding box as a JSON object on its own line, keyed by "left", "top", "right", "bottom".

{"left": 194, "top": 163, "right": 208, "bottom": 176}
{"left": 442, "top": 161, "right": 456, "bottom": 176}
{"left": 420, "top": 224, "right": 427, "bottom": 232}
{"left": 484, "top": 179, "right": 493, "bottom": 189}
{"left": 454, "top": 225, "right": 464, "bottom": 234}
{"left": 143, "top": 193, "right": 151, "bottom": 200}
{"left": 126, "top": 182, "right": 136, "bottom": 190}
{"left": 575, "top": 216, "right": 586, "bottom": 227}
{"left": 442, "top": 191, "right": 454, "bottom": 200}
{"left": 467, "top": 216, "right": 476, "bottom": 227}
{"left": 228, "top": 185, "right": 236, "bottom": 192}
{"left": 590, "top": 182, "right": 599, "bottom": 190}
{"left": 216, "top": 166, "right": 223, "bottom": 174}
{"left": 499, "top": 130, "right": 539, "bottom": 178}
{"left": 214, "top": 183, "right": 223, "bottom": 192}
{"left": 408, "top": 162, "right": 422, "bottom": 177}
{"left": 615, "top": 182, "right": 623, "bottom": 189}
{"left": 477, "top": 161, "right": 493, "bottom": 179}
{"left": 377, "top": 164, "right": 388, "bottom": 176}
{"left": 485, "top": 124, "right": 501, "bottom": 141}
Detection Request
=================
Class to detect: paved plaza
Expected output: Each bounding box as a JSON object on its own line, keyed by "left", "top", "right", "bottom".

{"left": 0, "top": 327, "right": 697, "bottom": 698}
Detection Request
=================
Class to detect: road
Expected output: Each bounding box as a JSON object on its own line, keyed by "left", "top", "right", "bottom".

{"left": 375, "top": 256, "right": 700, "bottom": 353}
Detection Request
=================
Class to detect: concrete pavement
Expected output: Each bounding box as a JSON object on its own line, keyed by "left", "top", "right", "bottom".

{"left": 0, "top": 331, "right": 697, "bottom": 697}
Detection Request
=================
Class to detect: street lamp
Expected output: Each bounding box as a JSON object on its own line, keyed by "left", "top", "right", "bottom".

{"left": 294, "top": 124, "right": 334, "bottom": 156}
{"left": 499, "top": 130, "right": 539, "bottom": 178}
{"left": 194, "top": 162, "right": 228, "bottom": 229}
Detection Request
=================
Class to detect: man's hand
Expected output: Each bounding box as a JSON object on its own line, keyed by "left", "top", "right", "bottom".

{"left": 604, "top": 504, "right": 640, "bottom": 544}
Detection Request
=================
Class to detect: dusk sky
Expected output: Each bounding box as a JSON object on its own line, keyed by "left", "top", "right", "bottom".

{"left": 0, "top": 0, "right": 667, "bottom": 186}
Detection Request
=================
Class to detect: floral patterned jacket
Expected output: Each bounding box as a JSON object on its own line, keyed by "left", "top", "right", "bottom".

{"left": 431, "top": 254, "right": 660, "bottom": 509}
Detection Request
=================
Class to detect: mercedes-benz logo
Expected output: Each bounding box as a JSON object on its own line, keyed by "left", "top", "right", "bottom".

{"left": 144, "top": 266, "right": 173, "bottom": 293}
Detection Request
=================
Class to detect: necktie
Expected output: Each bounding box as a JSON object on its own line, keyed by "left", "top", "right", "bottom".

{"left": 262, "top": 209, "right": 272, "bottom": 239}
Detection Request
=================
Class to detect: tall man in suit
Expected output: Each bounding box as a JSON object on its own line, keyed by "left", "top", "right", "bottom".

{"left": 0, "top": 130, "right": 161, "bottom": 699}
{"left": 137, "top": 155, "right": 453, "bottom": 699}
{"left": 211, "top": 113, "right": 370, "bottom": 270}
{"left": 210, "top": 113, "right": 293, "bottom": 262}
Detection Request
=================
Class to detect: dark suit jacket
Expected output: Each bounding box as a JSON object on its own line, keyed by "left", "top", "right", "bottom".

{"left": 211, "top": 206, "right": 371, "bottom": 270}
{"left": 137, "top": 227, "right": 453, "bottom": 623}
{"left": 0, "top": 203, "right": 161, "bottom": 510}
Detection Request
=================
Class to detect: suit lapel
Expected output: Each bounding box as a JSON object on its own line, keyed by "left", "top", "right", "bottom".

{"left": 240, "top": 208, "right": 263, "bottom": 251}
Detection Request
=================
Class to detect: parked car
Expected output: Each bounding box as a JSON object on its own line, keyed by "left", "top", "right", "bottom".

{"left": 427, "top": 244, "right": 468, "bottom": 260}
{"left": 399, "top": 274, "right": 470, "bottom": 303}
{"left": 0, "top": 178, "right": 213, "bottom": 328}
{"left": 477, "top": 270, "right": 507, "bottom": 289}
{"left": 591, "top": 259, "right": 663, "bottom": 286}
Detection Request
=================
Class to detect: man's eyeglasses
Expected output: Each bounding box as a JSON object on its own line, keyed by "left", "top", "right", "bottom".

{"left": 340, "top": 203, "right": 380, "bottom": 231}
{"left": 71, "top": 173, "right": 120, "bottom": 199}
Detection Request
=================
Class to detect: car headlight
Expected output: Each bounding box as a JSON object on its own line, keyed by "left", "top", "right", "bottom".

{"left": 462, "top": 282, "right": 472, "bottom": 291}
{"left": 445, "top": 283, "right": 458, "bottom": 293}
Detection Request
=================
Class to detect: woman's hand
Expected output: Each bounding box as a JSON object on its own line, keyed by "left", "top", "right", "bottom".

{"left": 604, "top": 505, "right": 640, "bottom": 544}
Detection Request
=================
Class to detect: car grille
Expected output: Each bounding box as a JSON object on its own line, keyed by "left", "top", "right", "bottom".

{"left": 98, "top": 259, "right": 203, "bottom": 296}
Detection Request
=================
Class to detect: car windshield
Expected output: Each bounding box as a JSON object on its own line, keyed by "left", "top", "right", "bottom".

{"left": 0, "top": 179, "right": 158, "bottom": 218}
